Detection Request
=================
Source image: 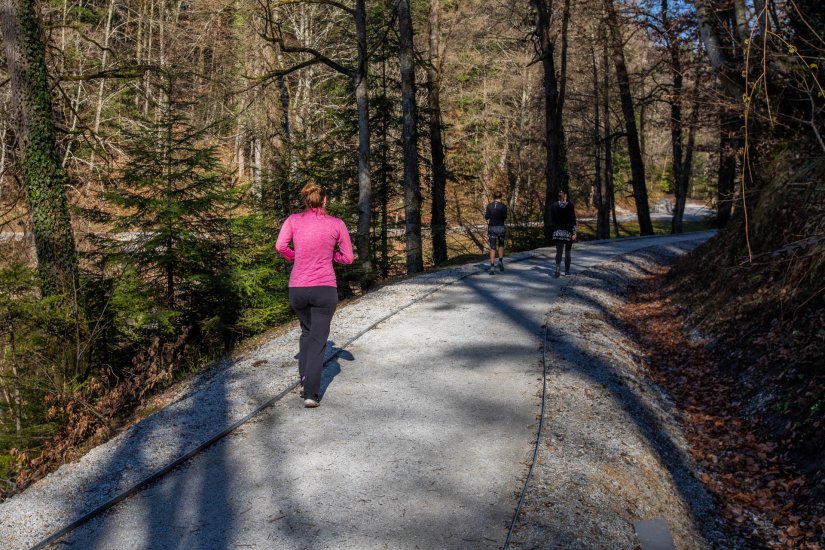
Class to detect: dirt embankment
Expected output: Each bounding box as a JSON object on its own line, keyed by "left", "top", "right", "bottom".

{"left": 620, "top": 264, "right": 825, "bottom": 549}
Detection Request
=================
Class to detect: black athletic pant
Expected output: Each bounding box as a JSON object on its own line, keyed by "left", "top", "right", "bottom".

{"left": 555, "top": 242, "right": 573, "bottom": 272}
{"left": 289, "top": 286, "right": 338, "bottom": 400}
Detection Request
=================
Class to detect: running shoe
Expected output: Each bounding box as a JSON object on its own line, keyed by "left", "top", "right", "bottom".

{"left": 489, "top": 266, "right": 495, "bottom": 275}
{"left": 304, "top": 398, "right": 320, "bottom": 408}
{"left": 554, "top": 267, "right": 560, "bottom": 278}
{"left": 498, "top": 259, "right": 504, "bottom": 272}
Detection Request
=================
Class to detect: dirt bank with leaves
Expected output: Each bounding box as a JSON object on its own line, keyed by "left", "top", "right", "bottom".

{"left": 621, "top": 266, "right": 824, "bottom": 548}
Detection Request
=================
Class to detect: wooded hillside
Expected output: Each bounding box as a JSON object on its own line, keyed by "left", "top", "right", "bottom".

{"left": 0, "top": 0, "right": 821, "bottom": 512}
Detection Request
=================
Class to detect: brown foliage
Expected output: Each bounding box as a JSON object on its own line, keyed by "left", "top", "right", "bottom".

{"left": 621, "top": 269, "right": 824, "bottom": 549}
{"left": 12, "top": 328, "right": 191, "bottom": 493}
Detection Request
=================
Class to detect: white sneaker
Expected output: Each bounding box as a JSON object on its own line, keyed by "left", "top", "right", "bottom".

{"left": 303, "top": 398, "right": 320, "bottom": 408}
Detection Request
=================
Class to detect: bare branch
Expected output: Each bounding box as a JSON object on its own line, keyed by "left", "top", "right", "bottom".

{"left": 269, "top": 0, "right": 355, "bottom": 17}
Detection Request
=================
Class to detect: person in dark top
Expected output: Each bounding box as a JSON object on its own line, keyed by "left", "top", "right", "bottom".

{"left": 485, "top": 191, "right": 508, "bottom": 274}
{"left": 549, "top": 190, "right": 577, "bottom": 278}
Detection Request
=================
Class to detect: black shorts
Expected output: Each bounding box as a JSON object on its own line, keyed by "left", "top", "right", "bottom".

{"left": 488, "top": 225, "right": 506, "bottom": 249}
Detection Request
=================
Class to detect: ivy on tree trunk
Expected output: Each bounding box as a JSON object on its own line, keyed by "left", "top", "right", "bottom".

{"left": 0, "top": 0, "right": 78, "bottom": 296}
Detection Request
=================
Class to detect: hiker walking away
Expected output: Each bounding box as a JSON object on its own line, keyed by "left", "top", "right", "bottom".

{"left": 550, "top": 190, "right": 577, "bottom": 278}
{"left": 485, "top": 191, "right": 508, "bottom": 274}
{"left": 276, "top": 183, "right": 354, "bottom": 408}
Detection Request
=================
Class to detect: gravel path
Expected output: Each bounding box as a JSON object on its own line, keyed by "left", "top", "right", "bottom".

{"left": 0, "top": 232, "right": 721, "bottom": 549}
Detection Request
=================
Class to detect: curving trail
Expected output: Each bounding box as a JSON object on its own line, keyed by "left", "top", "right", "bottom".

{"left": 0, "top": 231, "right": 714, "bottom": 550}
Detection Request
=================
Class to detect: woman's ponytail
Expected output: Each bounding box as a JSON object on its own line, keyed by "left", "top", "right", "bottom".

{"left": 301, "top": 182, "right": 326, "bottom": 210}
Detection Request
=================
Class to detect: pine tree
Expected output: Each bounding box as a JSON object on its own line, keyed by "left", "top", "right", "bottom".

{"left": 105, "top": 76, "right": 236, "bottom": 336}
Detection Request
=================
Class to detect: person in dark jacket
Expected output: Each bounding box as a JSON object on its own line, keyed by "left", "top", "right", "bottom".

{"left": 485, "top": 191, "right": 508, "bottom": 274}
{"left": 549, "top": 190, "right": 577, "bottom": 278}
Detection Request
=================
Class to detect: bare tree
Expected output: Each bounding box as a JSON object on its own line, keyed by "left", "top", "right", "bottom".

{"left": 259, "top": 0, "right": 374, "bottom": 276}
{"left": 427, "top": 0, "right": 448, "bottom": 266}
{"left": 531, "top": 0, "right": 564, "bottom": 244}
{"left": 603, "top": 0, "right": 653, "bottom": 235}
{"left": 398, "top": 0, "right": 423, "bottom": 273}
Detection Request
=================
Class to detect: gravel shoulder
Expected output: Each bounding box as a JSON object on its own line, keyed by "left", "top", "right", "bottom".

{"left": 509, "top": 243, "right": 732, "bottom": 549}
{"left": 0, "top": 233, "right": 724, "bottom": 549}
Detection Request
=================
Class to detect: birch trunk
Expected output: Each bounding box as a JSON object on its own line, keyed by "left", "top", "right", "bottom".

{"left": 90, "top": 0, "right": 117, "bottom": 170}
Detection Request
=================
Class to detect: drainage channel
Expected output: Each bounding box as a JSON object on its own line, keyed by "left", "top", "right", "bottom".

{"left": 502, "top": 313, "right": 550, "bottom": 549}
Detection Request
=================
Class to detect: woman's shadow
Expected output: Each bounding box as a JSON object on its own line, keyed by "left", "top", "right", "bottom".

{"left": 320, "top": 341, "right": 353, "bottom": 400}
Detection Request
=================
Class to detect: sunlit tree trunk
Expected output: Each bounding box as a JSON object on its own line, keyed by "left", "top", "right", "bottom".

{"left": 354, "top": 0, "right": 374, "bottom": 281}
{"left": 398, "top": 0, "right": 423, "bottom": 273}
{"left": 378, "top": 51, "right": 390, "bottom": 279}
{"left": 90, "top": 0, "right": 117, "bottom": 170}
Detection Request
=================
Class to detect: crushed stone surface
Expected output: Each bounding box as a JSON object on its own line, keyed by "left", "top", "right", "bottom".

{"left": 0, "top": 232, "right": 730, "bottom": 549}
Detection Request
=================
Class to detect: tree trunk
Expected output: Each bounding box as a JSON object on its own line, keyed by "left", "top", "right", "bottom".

{"left": 591, "top": 44, "right": 609, "bottom": 239}
{"left": 604, "top": 0, "right": 653, "bottom": 235}
{"left": 664, "top": 0, "right": 685, "bottom": 234}
{"left": 731, "top": 0, "right": 751, "bottom": 51}
{"left": 695, "top": 0, "right": 748, "bottom": 228}
{"left": 717, "top": 109, "right": 738, "bottom": 227}
{"left": 398, "top": 0, "right": 423, "bottom": 274}
{"left": 354, "top": 0, "right": 374, "bottom": 282}
{"left": 378, "top": 49, "right": 390, "bottom": 279}
{"left": 252, "top": 133, "right": 262, "bottom": 201}
{"left": 90, "top": 0, "right": 117, "bottom": 170}
{"left": 235, "top": 117, "right": 245, "bottom": 181}
{"left": 0, "top": 0, "right": 78, "bottom": 295}
{"left": 695, "top": 0, "right": 744, "bottom": 100}
{"left": 603, "top": 39, "right": 619, "bottom": 238}
{"left": 674, "top": 71, "right": 700, "bottom": 232}
{"left": 681, "top": 104, "right": 699, "bottom": 198}
{"left": 427, "top": 0, "right": 448, "bottom": 266}
{"left": 556, "top": 0, "right": 571, "bottom": 194}
{"left": 532, "top": 0, "right": 562, "bottom": 244}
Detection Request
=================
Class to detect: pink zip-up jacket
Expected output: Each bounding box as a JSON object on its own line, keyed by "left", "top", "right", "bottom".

{"left": 275, "top": 208, "right": 354, "bottom": 287}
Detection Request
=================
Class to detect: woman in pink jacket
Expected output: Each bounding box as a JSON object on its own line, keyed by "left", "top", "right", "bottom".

{"left": 276, "top": 183, "right": 354, "bottom": 407}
